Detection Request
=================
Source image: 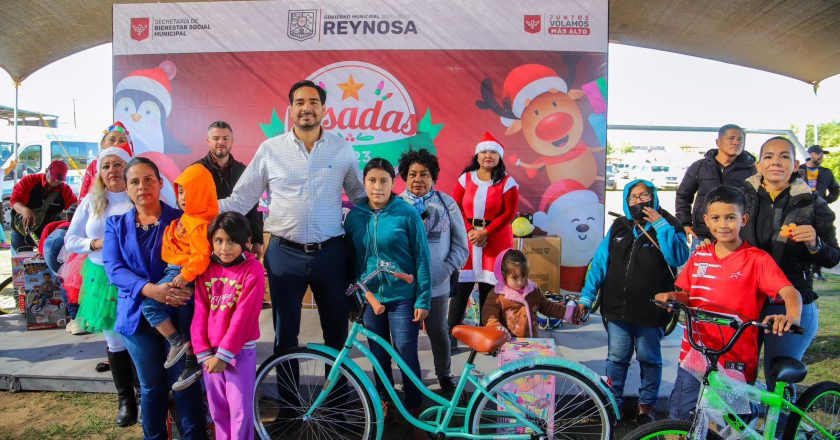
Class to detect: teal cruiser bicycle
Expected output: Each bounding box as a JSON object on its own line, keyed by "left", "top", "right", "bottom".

{"left": 253, "top": 261, "right": 618, "bottom": 439}
{"left": 625, "top": 300, "right": 840, "bottom": 440}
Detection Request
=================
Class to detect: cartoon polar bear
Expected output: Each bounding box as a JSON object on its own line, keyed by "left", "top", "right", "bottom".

{"left": 532, "top": 180, "right": 604, "bottom": 296}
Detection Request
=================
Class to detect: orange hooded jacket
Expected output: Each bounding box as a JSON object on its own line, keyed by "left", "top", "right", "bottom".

{"left": 161, "top": 164, "right": 219, "bottom": 282}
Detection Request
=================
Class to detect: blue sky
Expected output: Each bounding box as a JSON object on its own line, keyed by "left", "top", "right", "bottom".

{"left": 1, "top": 43, "right": 839, "bottom": 147}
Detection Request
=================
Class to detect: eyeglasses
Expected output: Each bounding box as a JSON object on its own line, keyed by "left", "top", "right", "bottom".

{"left": 628, "top": 192, "right": 652, "bottom": 203}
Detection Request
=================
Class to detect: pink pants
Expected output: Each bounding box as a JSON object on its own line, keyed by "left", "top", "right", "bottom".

{"left": 204, "top": 348, "right": 256, "bottom": 440}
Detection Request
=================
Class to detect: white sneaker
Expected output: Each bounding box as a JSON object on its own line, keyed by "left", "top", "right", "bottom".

{"left": 65, "top": 320, "right": 73, "bottom": 333}
{"left": 68, "top": 319, "right": 89, "bottom": 335}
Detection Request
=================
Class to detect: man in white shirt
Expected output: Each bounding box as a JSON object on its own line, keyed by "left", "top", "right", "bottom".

{"left": 220, "top": 80, "right": 365, "bottom": 355}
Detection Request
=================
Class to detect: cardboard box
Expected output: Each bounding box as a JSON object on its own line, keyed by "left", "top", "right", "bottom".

{"left": 12, "top": 251, "right": 37, "bottom": 314}
{"left": 514, "top": 236, "right": 561, "bottom": 292}
{"left": 23, "top": 258, "right": 67, "bottom": 330}
{"left": 498, "top": 338, "right": 557, "bottom": 436}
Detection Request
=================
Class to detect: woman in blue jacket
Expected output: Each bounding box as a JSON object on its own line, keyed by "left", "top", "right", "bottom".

{"left": 103, "top": 157, "right": 206, "bottom": 439}
{"left": 344, "top": 158, "right": 432, "bottom": 421}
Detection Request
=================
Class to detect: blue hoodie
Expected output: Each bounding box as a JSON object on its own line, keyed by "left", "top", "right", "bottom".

{"left": 579, "top": 179, "right": 689, "bottom": 311}
{"left": 344, "top": 196, "right": 432, "bottom": 310}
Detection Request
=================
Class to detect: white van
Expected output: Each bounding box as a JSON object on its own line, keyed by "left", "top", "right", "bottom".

{"left": 2, "top": 133, "right": 99, "bottom": 226}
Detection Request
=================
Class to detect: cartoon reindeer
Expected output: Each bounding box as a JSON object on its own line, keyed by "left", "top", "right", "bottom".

{"left": 476, "top": 63, "right": 603, "bottom": 189}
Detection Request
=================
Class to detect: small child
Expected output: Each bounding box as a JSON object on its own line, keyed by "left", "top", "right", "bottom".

{"left": 481, "top": 248, "right": 566, "bottom": 337}
{"left": 191, "top": 212, "right": 264, "bottom": 440}
{"left": 142, "top": 163, "right": 218, "bottom": 391}
{"left": 657, "top": 185, "right": 802, "bottom": 420}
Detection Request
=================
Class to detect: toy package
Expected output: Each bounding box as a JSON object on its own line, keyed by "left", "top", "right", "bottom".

{"left": 497, "top": 338, "right": 557, "bottom": 436}
{"left": 11, "top": 251, "right": 36, "bottom": 314}
{"left": 23, "top": 258, "right": 66, "bottom": 330}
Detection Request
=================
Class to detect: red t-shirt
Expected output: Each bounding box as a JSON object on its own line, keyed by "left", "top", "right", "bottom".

{"left": 675, "top": 242, "right": 791, "bottom": 382}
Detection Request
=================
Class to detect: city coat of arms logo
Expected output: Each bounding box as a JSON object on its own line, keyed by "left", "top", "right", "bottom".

{"left": 288, "top": 10, "right": 317, "bottom": 41}
{"left": 524, "top": 15, "right": 541, "bottom": 34}
{"left": 131, "top": 17, "right": 150, "bottom": 41}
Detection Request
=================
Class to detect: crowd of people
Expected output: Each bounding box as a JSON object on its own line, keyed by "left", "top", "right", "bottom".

{"left": 9, "top": 75, "right": 839, "bottom": 438}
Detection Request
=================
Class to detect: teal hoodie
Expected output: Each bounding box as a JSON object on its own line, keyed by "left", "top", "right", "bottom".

{"left": 344, "top": 196, "right": 432, "bottom": 310}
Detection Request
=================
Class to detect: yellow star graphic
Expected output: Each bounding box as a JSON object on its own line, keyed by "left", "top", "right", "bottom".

{"left": 338, "top": 75, "right": 364, "bottom": 101}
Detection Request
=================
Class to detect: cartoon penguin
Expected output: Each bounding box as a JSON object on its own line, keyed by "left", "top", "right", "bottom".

{"left": 114, "top": 60, "right": 189, "bottom": 155}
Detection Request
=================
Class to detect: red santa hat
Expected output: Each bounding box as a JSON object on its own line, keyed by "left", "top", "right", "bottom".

{"left": 475, "top": 132, "right": 505, "bottom": 158}
{"left": 539, "top": 179, "right": 598, "bottom": 213}
{"left": 502, "top": 64, "right": 568, "bottom": 125}
{"left": 114, "top": 60, "right": 177, "bottom": 116}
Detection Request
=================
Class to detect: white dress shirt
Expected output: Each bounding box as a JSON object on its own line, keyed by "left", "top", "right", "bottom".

{"left": 219, "top": 129, "right": 365, "bottom": 243}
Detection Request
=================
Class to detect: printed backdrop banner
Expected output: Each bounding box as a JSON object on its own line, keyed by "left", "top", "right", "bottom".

{"left": 113, "top": 0, "right": 608, "bottom": 295}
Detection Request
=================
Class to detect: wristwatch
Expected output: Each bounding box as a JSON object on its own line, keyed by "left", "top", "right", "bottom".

{"left": 807, "top": 237, "right": 823, "bottom": 254}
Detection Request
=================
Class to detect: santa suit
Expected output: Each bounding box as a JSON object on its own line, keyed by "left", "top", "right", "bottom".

{"left": 453, "top": 171, "right": 519, "bottom": 284}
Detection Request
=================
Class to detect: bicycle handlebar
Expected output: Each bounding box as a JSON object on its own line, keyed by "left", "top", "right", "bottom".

{"left": 346, "top": 262, "right": 415, "bottom": 315}
{"left": 651, "top": 299, "right": 804, "bottom": 358}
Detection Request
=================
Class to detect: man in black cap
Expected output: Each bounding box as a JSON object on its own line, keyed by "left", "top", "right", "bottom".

{"left": 799, "top": 144, "right": 839, "bottom": 280}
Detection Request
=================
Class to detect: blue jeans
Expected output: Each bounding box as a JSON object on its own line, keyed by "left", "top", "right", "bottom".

{"left": 762, "top": 301, "right": 819, "bottom": 390}
{"left": 606, "top": 320, "right": 664, "bottom": 407}
{"left": 364, "top": 299, "right": 423, "bottom": 410}
{"left": 141, "top": 264, "right": 192, "bottom": 339}
{"left": 669, "top": 366, "right": 700, "bottom": 419}
{"left": 43, "top": 228, "right": 78, "bottom": 319}
{"left": 123, "top": 318, "right": 207, "bottom": 439}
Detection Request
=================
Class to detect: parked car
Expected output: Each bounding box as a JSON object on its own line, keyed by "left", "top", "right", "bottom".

{"left": 606, "top": 164, "right": 617, "bottom": 190}
{"left": 615, "top": 164, "right": 680, "bottom": 190}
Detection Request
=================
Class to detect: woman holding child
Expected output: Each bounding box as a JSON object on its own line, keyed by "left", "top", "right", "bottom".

{"left": 739, "top": 136, "right": 840, "bottom": 386}
{"left": 103, "top": 157, "right": 206, "bottom": 439}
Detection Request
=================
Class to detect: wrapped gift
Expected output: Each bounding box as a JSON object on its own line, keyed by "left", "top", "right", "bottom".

{"left": 23, "top": 258, "right": 66, "bottom": 330}
{"left": 498, "top": 338, "right": 557, "bottom": 436}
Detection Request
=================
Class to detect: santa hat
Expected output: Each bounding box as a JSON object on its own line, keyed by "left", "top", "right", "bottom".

{"left": 97, "top": 142, "right": 133, "bottom": 164}
{"left": 502, "top": 64, "right": 568, "bottom": 125}
{"left": 539, "top": 179, "right": 597, "bottom": 213}
{"left": 475, "top": 132, "right": 505, "bottom": 158}
{"left": 114, "top": 61, "right": 177, "bottom": 116}
{"left": 102, "top": 121, "right": 135, "bottom": 155}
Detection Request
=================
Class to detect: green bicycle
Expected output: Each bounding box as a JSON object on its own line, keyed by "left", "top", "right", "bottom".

{"left": 625, "top": 300, "right": 840, "bottom": 440}
{"left": 253, "top": 261, "right": 619, "bottom": 439}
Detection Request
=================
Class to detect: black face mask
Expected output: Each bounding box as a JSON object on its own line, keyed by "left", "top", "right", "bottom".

{"left": 628, "top": 200, "right": 654, "bottom": 221}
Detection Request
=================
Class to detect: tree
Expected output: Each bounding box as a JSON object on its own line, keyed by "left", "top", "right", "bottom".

{"left": 792, "top": 121, "right": 840, "bottom": 178}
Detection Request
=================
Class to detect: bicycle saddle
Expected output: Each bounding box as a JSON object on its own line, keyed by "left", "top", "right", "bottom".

{"left": 451, "top": 325, "right": 509, "bottom": 353}
{"left": 768, "top": 356, "right": 808, "bottom": 384}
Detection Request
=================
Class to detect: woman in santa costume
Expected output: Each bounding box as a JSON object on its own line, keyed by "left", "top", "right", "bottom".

{"left": 448, "top": 132, "right": 519, "bottom": 341}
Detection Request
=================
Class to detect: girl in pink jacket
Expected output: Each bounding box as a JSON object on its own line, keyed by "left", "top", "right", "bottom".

{"left": 191, "top": 212, "right": 264, "bottom": 440}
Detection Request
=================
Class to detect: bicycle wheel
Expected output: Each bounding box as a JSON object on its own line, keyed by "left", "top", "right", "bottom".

{"left": 0, "top": 276, "right": 15, "bottom": 315}
{"left": 468, "top": 365, "right": 615, "bottom": 439}
{"left": 783, "top": 380, "right": 840, "bottom": 439}
{"left": 253, "top": 347, "right": 378, "bottom": 440}
{"left": 623, "top": 418, "right": 723, "bottom": 440}
{"left": 663, "top": 313, "right": 680, "bottom": 336}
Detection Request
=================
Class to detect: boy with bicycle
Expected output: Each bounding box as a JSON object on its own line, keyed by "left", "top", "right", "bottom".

{"left": 656, "top": 185, "right": 802, "bottom": 420}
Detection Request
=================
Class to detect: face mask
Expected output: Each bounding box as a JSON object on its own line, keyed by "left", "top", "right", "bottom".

{"left": 628, "top": 200, "right": 654, "bottom": 221}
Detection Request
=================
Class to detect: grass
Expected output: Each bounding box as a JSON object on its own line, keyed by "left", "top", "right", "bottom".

{"left": 800, "top": 275, "right": 840, "bottom": 385}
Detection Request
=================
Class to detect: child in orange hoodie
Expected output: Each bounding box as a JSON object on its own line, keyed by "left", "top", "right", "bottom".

{"left": 141, "top": 164, "right": 219, "bottom": 391}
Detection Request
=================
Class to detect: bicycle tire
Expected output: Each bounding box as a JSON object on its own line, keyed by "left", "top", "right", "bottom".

{"left": 468, "top": 365, "right": 615, "bottom": 439}
{"left": 783, "top": 380, "right": 840, "bottom": 439}
{"left": 623, "top": 418, "right": 723, "bottom": 440}
{"left": 253, "top": 347, "right": 378, "bottom": 440}
{"left": 0, "top": 276, "right": 15, "bottom": 315}
{"left": 663, "top": 313, "right": 680, "bottom": 336}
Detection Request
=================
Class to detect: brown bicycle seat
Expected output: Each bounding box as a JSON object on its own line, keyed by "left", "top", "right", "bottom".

{"left": 451, "top": 325, "right": 510, "bottom": 353}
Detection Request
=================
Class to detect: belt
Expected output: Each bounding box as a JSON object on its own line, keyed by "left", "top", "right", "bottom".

{"left": 272, "top": 235, "right": 343, "bottom": 253}
{"left": 467, "top": 218, "right": 491, "bottom": 228}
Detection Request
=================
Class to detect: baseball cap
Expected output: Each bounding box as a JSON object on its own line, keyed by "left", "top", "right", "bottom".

{"left": 47, "top": 160, "right": 68, "bottom": 181}
{"left": 807, "top": 145, "right": 829, "bottom": 155}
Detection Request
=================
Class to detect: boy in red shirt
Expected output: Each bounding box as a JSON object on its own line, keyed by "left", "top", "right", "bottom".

{"left": 656, "top": 185, "right": 802, "bottom": 420}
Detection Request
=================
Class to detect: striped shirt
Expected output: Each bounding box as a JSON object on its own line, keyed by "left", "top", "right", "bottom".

{"left": 219, "top": 129, "right": 365, "bottom": 243}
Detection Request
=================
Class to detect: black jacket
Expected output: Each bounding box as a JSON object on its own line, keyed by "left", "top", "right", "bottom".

{"left": 740, "top": 174, "right": 840, "bottom": 304}
{"left": 600, "top": 211, "right": 683, "bottom": 327}
{"left": 798, "top": 164, "right": 839, "bottom": 204}
{"left": 676, "top": 149, "right": 756, "bottom": 240}
{"left": 196, "top": 153, "right": 264, "bottom": 245}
